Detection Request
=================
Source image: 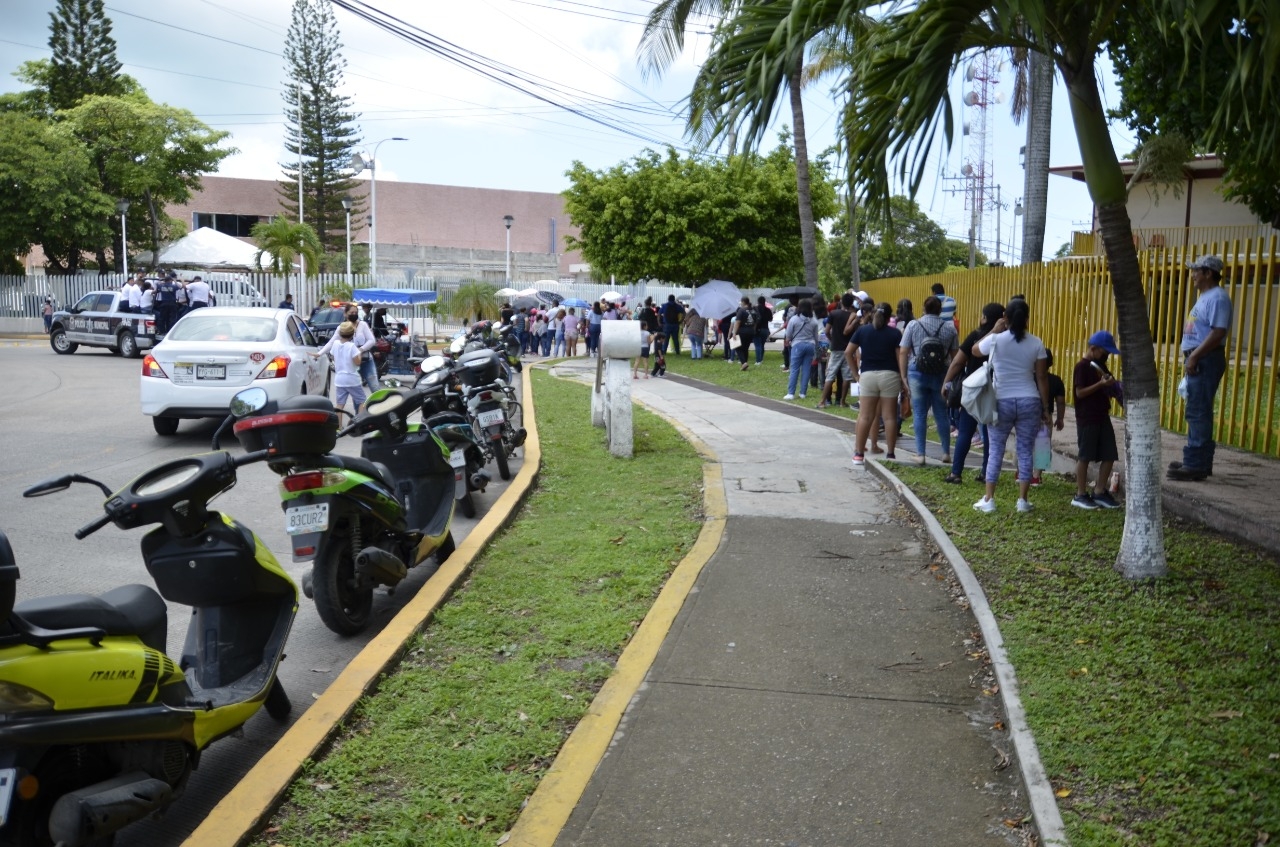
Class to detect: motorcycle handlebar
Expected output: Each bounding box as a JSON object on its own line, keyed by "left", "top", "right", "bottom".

{"left": 75, "top": 513, "right": 112, "bottom": 541}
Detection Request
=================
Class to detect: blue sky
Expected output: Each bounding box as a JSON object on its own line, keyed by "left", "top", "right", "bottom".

{"left": 3, "top": 0, "right": 1136, "bottom": 261}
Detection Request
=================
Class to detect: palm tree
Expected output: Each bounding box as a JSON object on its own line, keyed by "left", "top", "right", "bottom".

{"left": 1010, "top": 46, "right": 1054, "bottom": 264}
{"left": 250, "top": 215, "right": 321, "bottom": 298}
{"left": 446, "top": 281, "right": 503, "bottom": 325}
{"left": 640, "top": 0, "right": 822, "bottom": 290}
{"left": 689, "top": 0, "right": 1213, "bottom": 580}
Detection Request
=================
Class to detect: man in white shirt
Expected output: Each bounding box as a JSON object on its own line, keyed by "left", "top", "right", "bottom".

{"left": 185, "top": 275, "right": 211, "bottom": 310}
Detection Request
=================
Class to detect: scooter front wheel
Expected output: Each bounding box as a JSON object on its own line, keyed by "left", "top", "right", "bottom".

{"left": 312, "top": 533, "right": 374, "bottom": 636}
{"left": 459, "top": 491, "right": 476, "bottom": 518}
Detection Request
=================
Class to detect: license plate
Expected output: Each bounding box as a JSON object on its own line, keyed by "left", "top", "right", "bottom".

{"left": 285, "top": 503, "right": 329, "bottom": 535}
{"left": 196, "top": 364, "right": 226, "bottom": 380}
{"left": 449, "top": 448, "right": 466, "bottom": 469}
{"left": 476, "top": 408, "right": 504, "bottom": 428}
{"left": 0, "top": 768, "right": 14, "bottom": 828}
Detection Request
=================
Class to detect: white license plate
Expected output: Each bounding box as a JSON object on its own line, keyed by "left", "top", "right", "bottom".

{"left": 476, "top": 408, "right": 504, "bottom": 428}
{"left": 285, "top": 503, "right": 329, "bottom": 535}
{"left": 449, "top": 448, "right": 466, "bottom": 469}
{"left": 0, "top": 768, "right": 15, "bottom": 828}
{"left": 196, "top": 364, "right": 226, "bottom": 380}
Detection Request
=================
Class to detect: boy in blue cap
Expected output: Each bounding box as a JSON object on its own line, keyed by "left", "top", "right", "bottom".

{"left": 1071, "top": 330, "right": 1123, "bottom": 509}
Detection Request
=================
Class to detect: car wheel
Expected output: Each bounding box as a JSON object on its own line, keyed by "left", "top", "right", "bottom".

{"left": 50, "top": 328, "right": 78, "bottom": 355}
{"left": 118, "top": 330, "right": 140, "bottom": 359}
{"left": 152, "top": 415, "right": 180, "bottom": 436}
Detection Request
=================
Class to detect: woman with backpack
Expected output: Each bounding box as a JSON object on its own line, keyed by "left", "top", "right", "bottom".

{"left": 897, "top": 295, "right": 959, "bottom": 465}
{"left": 730, "top": 297, "right": 756, "bottom": 370}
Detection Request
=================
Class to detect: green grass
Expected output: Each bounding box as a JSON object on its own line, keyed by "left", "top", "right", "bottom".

{"left": 253, "top": 370, "right": 703, "bottom": 846}
{"left": 892, "top": 466, "right": 1280, "bottom": 846}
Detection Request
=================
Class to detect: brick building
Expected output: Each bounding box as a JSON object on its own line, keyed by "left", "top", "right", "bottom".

{"left": 166, "top": 176, "right": 584, "bottom": 283}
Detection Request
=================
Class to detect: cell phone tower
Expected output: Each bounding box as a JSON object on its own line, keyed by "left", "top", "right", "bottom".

{"left": 952, "top": 51, "right": 1003, "bottom": 268}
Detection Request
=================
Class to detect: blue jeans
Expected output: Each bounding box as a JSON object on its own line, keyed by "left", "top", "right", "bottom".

{"left": 753, "top": 332, "right": 767, "bottom": 364}
{"left": 540, "top": 333, "right": 552, "bottom": 356}
{"left": 1184, "top": 348, "right": 1226, "bottom": 470}
{"left": 360, "top": 355, "right": 378, "bottom": 394}
{"left": 950, "top": 407, "right": 988, "bottom": 478}
{"left": 787, "top": 342, "right": 816, "bottom": 397}
{"left": 984, "top": 397, "right": 1041, "bottom": 483}
{"left": 588, "top": 324, "right": 601, "bottom": 355}
{"left": 909, "top": 369, "right": 951, "bottom": 458}
{"left": 688, "top": 334, "right": 704, "bottom": 359}
{"left": 553, "top": 331, "right": 566, "bottom": 356}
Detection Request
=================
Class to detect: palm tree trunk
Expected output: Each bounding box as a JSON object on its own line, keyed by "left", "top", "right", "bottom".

{"left": 848, "top": 188, "right": 861, "bottom": 286}
{"left": 1062, "top": 62, "right": 1166, "bottom": 579}
{"left": 789, "top": 56, "right": 819, "bottom": 290}
{"left": 1021, "top": 50, "right": 1053, "bottom": 263}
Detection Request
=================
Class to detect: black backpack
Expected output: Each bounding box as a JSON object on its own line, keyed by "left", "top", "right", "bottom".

{"left": 915, "top": 322, "right": 948, "bottom": 374}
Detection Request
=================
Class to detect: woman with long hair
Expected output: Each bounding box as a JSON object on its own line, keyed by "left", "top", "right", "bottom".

{"left": 846, "top": 302, "right": 902, "bottom": 464}
{"left": 587, "top": 301, "right": 604, "bottom": 356}
{"left": 783, "top": 298, "right": 821, "bottom": 399}
{"left": 942, "top": 302, "right": 1004, "bottom": 483}
{"left": 972, "top": 299, "right": 1051, "bottom": 514}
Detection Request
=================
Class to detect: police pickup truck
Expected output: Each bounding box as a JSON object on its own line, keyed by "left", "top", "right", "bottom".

{"left": 49, "top": 290, "right": 159, "bottom": 358}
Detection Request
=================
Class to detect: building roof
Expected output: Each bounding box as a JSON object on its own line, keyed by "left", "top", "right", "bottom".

{"left": 1048, "top": 154, "right": 1226, "bottom": 184}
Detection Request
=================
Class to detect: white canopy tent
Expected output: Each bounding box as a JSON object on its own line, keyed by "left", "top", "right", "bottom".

{"left": 154, "top": 227, "right": 280, "bottom": 271}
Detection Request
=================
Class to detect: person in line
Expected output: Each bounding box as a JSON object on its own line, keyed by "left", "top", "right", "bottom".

{"left": 720, "top": 313, "right": 735, "bottom": 362}
{"left": 172, "top": 272, "right": 190, "bottom": 316}
{"left": 633, "top": 298, "right": 660, "bottom": 379}
{"left": 941, "top": 302, "right": 1004, "bottom": 484}
{"left": 779, "top": 299, "right": 798, "bottom": 370}
{"left": 586, "top": 302, "right": 603, "bottom": 356}
{"left": 1071, "top": 331, "right": 1124, "bottom": 509}
{"left": 972, "top": 299, "right": 1051, "bottom": 514}
{"left": 932, "top": 282, "right": 957, "bottom": 330}
{"left": 513, "top": 307, "right": 529, "bottom": 354}
{"left": 730, "top": 296, "right": 757, "bottom": 371}
{"left": 847, "top": 302, "right": 903, "bottom": 465}
{"left": 42, "top": 296, "right": 54, "bottom": 333}
{"left": 783, "top": 298, "right": 821, "bottom": 399}
{"left": 1169, "top": 255, "right": 1233, "bottom": 481}
{"left": 185, "top": 275, "right": 211, "bottom": 310}
{"left": 330, "top": 321, "right": 366, "bottom": 417}
{"left": 279, "top": 293, "right": 295, "bottom": 311}
{"left": 532, "top": 309, "right": 548, "bottom": 357}
{"left": 564, "top": 307, "right": 580, "bottom": 356}
{"left": 661, "top": 294, "right": 685, "bottom": 355}
{"left": 684, "top": 308, "right": 706, "bottom": 359}
{"left": 753, "top": 296, "right": 773, "bottom": 365}
{"left": 820, "top": 293, "right": 857, "bottom": 408}
{"left": 550, "top": 308, "right": 566, "bottom": 357}
{"left": 898, "top": 295, "right": 959, "bottom": 465}
{"left": 152, "top": 274, "right": 180, "bottom": 335}
{"left": 650, "top": 332, "right": 667, "bottom": 377}
{"left": 500, "top": 301, "right": 515, "bottom": 326}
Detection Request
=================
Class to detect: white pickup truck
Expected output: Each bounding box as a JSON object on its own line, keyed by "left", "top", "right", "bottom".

{"left": 48, "top": 291, "right": 159, "bottom": 358}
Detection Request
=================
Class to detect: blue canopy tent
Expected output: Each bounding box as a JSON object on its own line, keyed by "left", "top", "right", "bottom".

{"left": 352, "top": 288, "right": 439, "bottom": 371}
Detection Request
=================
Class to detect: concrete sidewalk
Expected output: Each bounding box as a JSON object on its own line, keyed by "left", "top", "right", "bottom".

{"left": 540, "top": 360, "right": 1036, "bottom": 846}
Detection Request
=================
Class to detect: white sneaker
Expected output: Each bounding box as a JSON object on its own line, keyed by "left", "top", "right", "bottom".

{"left": 783, "top": 394, "right": 796, "bottom": 400}
{"left": 973, "top": 498, "right": 996, "bottom": 513}
{"left": 1016, "top": 498, "right": 1034, "bottom": 513}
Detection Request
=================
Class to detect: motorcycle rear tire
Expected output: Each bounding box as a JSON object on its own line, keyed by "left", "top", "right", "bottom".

{"left": 494, "top": 443, "right": 511, "bottom": 481}
{"left": 459, "top": 491, "right": 476, "bottom": 518}
{"left": 435, "top": 530, "right": 456, "bottom": 564}
{"left": 313, "top": 531, "right": 374, "bottom": 636}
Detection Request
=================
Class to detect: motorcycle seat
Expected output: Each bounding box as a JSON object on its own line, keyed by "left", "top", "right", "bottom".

{"left": 14, "top": 584, "right": 168, "bottom": 653}
{"left": 321, "top": 454, "right": 396, "bottom": 489}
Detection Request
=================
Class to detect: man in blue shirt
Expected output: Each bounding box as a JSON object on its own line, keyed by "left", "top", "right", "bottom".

{"left": 661, "top": 294, "right": 685, "bottom": 356}
{"left": 1168, "top": 255, "right": 1232, "bottom": 481}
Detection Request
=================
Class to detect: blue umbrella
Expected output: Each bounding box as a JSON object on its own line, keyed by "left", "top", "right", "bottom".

{"left": 562, "top": 297, "right": 591, "bottom": 308}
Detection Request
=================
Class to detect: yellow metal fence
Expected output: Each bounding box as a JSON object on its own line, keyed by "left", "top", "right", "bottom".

{"left": 862, "top": 235, "right": 1280, "bottom": 457}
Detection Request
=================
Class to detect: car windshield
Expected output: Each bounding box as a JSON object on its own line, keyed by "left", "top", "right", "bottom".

{"left": 167, "top": 315, "right": 280, "bottom": 343}
{"left": 311, "top": 308, "right": 346, "bottom": 324}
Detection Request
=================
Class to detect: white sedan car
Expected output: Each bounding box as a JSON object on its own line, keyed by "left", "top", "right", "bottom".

{"left": 141, "top": 307, "right": 331, "bottom": 435}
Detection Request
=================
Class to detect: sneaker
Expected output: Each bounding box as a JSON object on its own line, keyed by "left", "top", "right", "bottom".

{"left": 1091, "top": 491, "right": 1122, "bottom": 509}
{"left": 941, "top": 453, "right": 952, "bottom": 464}
{"left": 1030, "top": 474, "right": 1043, "bottom": 488}
{"left": 885, "top": 453, "right": 896, "bottom": 460}
{"left": 1071, "top": 494, "right": 1100, "bottom": 510}
{"left": 783, "top": 394, "right": 796, "bottom": 400}
{"left": 1016, "top": 498, "right": 1034, "bottom": 513}
{"left": 1168, "top": 461, "right": 1212, "bottom": 477}
{"left": 973, "top": 498, "right": 996, "bottom": 513}
{"left": 943, "top": 473, "right": 963, "bottom": 484}
{"left": 851, "top": 453, "right": 865, "bottom": 466}
{"left": 914, "top": 454, "right": 926, "bottom": 466}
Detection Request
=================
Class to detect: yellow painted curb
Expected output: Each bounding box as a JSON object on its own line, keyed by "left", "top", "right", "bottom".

{"left": 500, "top": 392, "right": 726, "bottom": 847}
{"left": 182, "top": 374, "right": 542, "bottom": 847}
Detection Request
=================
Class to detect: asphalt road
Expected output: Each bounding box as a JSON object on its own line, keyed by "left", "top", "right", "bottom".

{"left": 1, "top": 338, "right": 522, "bottom": 845}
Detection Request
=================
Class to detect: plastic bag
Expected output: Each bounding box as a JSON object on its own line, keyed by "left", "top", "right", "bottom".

{"left": 1177, "top": 375, "right": 1188, "bottom": 399}
{"left": 1033, "top": 424, "right": 1052, "bottom": 471}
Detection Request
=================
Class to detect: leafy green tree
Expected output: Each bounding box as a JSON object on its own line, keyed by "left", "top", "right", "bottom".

{"left": 279, "top": 0, "right": 363, "bottom": 264}
{"left": 46, "top": 0, "right": 124, "bottom": 112}
{"left": 563, "top": 142, "right": 836, "bottom": 287}
{"left": 684, "top": 0, "right": 1271, "bottom": 579}
{"left": 251, "top": 215, "right": 321, "bottom": 297}
{"left": 446, "top": 281, "right": 504, "bottom": 324}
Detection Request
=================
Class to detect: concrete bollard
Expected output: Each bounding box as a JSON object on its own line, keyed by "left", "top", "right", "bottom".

{"left": 595, "top": 320, "right": 640, "bottom": 458}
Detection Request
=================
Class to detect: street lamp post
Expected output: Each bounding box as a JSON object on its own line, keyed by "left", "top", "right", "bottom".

{"left": 1012, "top": 199, "right": 1024, "bottom": 265}
{"left": 341, "top": 195, "right": 353, "bottom": 283}
{"left": 116, "top": 199, "right": 131, "bottom": 277}
{"left": 351, "top": 137, "right": 407, "bottom": 281}
{"left": 503, "top": 215, "right": 514, "bottom": 285}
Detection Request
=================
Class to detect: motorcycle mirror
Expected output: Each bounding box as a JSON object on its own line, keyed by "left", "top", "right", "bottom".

{"left": 230, "top": 387, "right": 269, "bottom": 418}
{"left": 23, "top": 475, "right": 74, "bottom": 497}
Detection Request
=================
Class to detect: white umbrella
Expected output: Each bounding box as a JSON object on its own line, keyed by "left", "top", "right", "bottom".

{"left": 600, "top": 290, "right": 622, "bottom": 303}
{"left": 496, "top": 287, "right": 520, "bottom": 297}
{"left": 690, "top": 279, "right": 743, "bottom": 321}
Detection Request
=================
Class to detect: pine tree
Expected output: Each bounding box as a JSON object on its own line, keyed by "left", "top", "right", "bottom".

{"left": 278, "top": 0, "right": 363, "bottom": 269}
{"left": 47, "top": 0, "right": 125, "bottom": 111}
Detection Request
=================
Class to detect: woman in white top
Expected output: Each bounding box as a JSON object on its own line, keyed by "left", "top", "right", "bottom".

{"left": 972, "top": 298, "right": 1051, "bottom": 514}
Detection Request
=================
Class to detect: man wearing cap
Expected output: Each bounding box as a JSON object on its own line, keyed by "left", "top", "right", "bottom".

{"left": 1072, "top": 330, "right": 1124, "bottom": 509}
{"left": 1168, "top": 255, "right": 1232, "bottom": 481}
